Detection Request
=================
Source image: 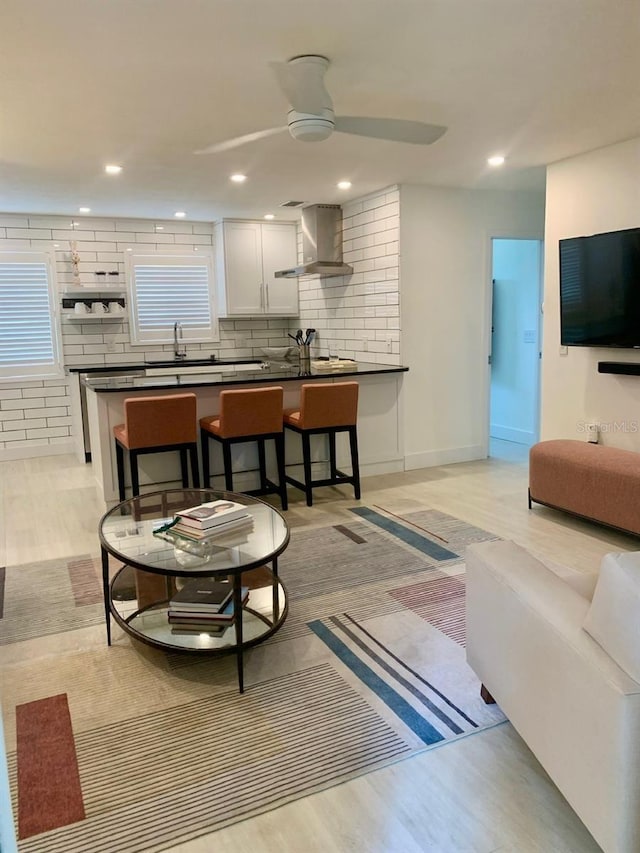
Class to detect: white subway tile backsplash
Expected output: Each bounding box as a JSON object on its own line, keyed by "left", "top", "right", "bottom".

{"left": 0, "top": 389, "right": 22, "bottom": 400}
{"left": 52, "top": 229, "right": 95, "bottom": 241}
{"left": 7, "top": 228, "right": 52, "bottom": 240}
{"left": 1, "top": 398, "right": 46, "bottom": 411}
{"left": 2, "top": 430, "right": 27, "bottom": 442}
{"left": 0, "top": 215, "right": 29, "bottom": 227}
{"left": 174, "top": 233, "right": 212, "bottom": 245}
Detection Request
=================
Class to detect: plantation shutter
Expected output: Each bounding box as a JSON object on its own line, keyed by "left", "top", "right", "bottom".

{"left": 0, "top": 251, "right": 62, "bottom": 380}
{"left": 127, "top": 254, "right": 218, "bottom": 345}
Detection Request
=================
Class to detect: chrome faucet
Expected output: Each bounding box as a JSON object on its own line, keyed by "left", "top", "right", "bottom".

{"left": 173, "top": 321, "right": 187, "bottom": 360}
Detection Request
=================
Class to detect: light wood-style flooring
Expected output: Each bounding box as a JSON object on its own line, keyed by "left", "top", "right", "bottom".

{"left": 3, "top": 440, "right": 631, "bottom": 852}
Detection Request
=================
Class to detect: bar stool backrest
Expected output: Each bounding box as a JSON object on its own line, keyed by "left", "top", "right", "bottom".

{"left": 123, "top": 393, "right": 197, "bottom": 449}
{"left": 218, "top": 386, "right": 284, "bottom": 438}
{"left": 298, "top": 382, "right": 359, "bottom": 430}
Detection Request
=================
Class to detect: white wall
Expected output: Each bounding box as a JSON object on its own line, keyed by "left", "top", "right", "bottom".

{"left": 490, "top": 238, "right": 541, "bottom": 446}
{"left": 0, "top": 214, "right": 291, "bottom": 459}
{"left": 542, "top": 136, "right": 640, "bottom": 449}
{"left": 400, "top": 184, "right": 545, "bottom": 469}
{"left": 295, "top": 187, "right": 400, "bottom": 364}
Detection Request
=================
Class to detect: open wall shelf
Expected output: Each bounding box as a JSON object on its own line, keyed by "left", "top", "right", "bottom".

{"left": 598, "top": 362, "right": 640, "bottom": 376}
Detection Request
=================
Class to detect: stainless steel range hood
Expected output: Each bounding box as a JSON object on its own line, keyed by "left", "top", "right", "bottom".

{"left": 275, "top": 203, "right": 353, "bottom": 278}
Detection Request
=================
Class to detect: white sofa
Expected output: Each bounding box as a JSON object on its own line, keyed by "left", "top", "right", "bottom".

{"left": 466, "top": 540, "right": 640, "bottom": 853}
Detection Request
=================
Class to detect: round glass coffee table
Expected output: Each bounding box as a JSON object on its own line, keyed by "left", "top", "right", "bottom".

{"left": 98, "top": 488, "right": 290, "bottom": 693}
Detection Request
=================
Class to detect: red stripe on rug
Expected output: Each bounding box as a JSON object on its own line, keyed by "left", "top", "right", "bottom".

{"left": 389, "top": 575, "right": 467, "bottom": 646}
{"left": 67, "top": 557, "right": 102, "bottom": 606}
{"left": 17, "top": 693, "right": 85, "bottom": 839}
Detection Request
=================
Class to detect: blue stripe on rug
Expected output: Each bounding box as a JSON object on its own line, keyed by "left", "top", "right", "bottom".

{"left": 330, "top": 615, "right": 464, "bottom": 735}
{"left": 308, "top": 619, "right": 444, "bottom": 746}
{"left": 350, "top": 507, "right": 458, "bottom": 561}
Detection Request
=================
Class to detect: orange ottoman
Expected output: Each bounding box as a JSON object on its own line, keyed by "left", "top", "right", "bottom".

{"left": 529, "top": 439, "right": 640, "bottom": 535}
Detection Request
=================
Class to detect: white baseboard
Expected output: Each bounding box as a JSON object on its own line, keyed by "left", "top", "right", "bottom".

{"left": 0, "top": 441, "right": 74, "bottom": 462}
{"left": 404, "top": 444, "right": 486, "bottom": 471}
{"left": 490, "top": 424, "right": 535, "bottom": 445}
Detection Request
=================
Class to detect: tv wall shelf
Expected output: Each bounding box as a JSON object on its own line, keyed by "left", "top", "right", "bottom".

{"left": 598, "top": 362, "right": 640, "bottom": 376}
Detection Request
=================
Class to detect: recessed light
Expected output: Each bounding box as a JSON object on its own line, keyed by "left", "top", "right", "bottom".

{"left": 155, "top": 225, "right": 164, "bottom": 231}
{"left": 174, "top": 211, "right": 186, "bottom": 218}
{"left": 264, "top": 214, "right": 275, "bottom": 220}
{"left": 337, "top": 180, "right": 352, "bottom": 190}
{"left": 104, "top": 164, "right": 122, "bottom": 175}
{"left": 230, "top": 174, "right": 247, "bottom": 183}
{"left": 78, "top": 207, "right": 91, "bottom": 214}
{"left": 487, "top": 155, "right": 505, "bottom": 167}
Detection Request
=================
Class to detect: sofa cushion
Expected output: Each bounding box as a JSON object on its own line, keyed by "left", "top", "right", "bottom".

{"left": 583, "top": 552, "right": 640, "bottom": 683}
{"left": 529, "top": 550, "right": 599, "bottom": 601}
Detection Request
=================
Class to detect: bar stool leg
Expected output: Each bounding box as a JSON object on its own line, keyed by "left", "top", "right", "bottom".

{"left": 302, "top": 432, "right": 313, "bottom": 507}
{"left": 349, "top": 426, "right": 361, "bottom": 500}
{"left": 275, "top": 433, "right": 288, "bottom": 511}
{"left": 189, "top": 443, "right": 200, "bottom": 488}
{"left": 130, "top": 449, "right": 140, "bottom": 497}
{"left": 179, "top": 447, "right": 189, "bottom": 487}
{"left": 200, "top": 429, "right": 211, "bottom": 488}
{"left": 222, "top": 440, "right": 234, "bottom": 491}
{"left": 258, "top": 439, "right": 267, "bottom": 491}
{"left": 115, "top": 441, "right": 126, "bottom": 501}
{"left": 329, "top": 431, "right": 337, "bottom": 478}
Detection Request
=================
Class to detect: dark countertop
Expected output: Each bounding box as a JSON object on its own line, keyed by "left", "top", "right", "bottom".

{"left": 67, "top": 357, "right": 260, "bottom": 374}
{"left": 81, "top": 361, "right": 408, "bottom": 393}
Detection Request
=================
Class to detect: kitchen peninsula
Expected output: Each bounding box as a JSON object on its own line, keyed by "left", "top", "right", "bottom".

{"left": 70, "top": 361, "right": 408, "bottom": 503}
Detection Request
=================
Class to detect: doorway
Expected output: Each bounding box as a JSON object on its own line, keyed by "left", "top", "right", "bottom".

{"left": 489, "top": 238, "right": 542, "bottom": 455}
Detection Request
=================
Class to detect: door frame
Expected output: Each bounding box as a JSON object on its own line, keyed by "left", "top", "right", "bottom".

{"left": 482, "top": 232, "right": 544, "bottom": 457}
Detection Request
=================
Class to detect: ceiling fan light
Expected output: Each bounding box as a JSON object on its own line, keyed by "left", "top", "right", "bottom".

{"left": 488, "top": 155, "right": 505, "bottom": 167}
{"left": 287, "top": 109, "right": 335, "bottom": 142}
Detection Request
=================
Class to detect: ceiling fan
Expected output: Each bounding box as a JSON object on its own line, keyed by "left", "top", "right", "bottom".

{"left": 196, "top": 55, "right": 447, "bottom": 154}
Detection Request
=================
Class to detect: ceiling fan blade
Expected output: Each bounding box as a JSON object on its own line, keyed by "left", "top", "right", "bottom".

{"left": 195, "top": 126, "right": 285, "bottom": 155}
{"left": 270, "top": 55, "right": 332, "bottom": 115}
{"left": 334, "top": 116, "right": 447, "bottom": 145}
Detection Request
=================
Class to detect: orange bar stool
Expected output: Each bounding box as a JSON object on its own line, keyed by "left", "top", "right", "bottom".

{"left": 283, "top": 381, "right": 361, "bottom": 507}
{"left": 113, "top": 393, "right": 199, "bottom": 500}
{"left": 200, "top": 386, "right": 287, "bottom": 510}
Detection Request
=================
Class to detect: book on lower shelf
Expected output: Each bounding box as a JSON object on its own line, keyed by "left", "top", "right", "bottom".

{"left": 169, "top": 578, "right": 233, "bottom": 612}
{"left": 176, "top": 499, "right": 249, "bottom": 529}
{"left": 170, "top": 623, "right": 227, "bottom": 636}
{"left": 168, "top": 588, "right": 249, "bottom": 629}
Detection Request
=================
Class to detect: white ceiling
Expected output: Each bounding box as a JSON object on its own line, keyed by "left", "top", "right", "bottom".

{"left": 1, "top": 0, "right": 639, "bottom": 221}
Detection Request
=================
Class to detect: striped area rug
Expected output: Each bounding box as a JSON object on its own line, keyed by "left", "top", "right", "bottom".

{"left": 2, "top": 505, "right": 504, "bottom": 852}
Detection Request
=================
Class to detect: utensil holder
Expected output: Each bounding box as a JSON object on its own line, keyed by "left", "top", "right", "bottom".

{"left": 299, "top": 344, "right": 311, "bottom": 372}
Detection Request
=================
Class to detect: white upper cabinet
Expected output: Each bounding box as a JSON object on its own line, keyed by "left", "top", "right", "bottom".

{"left": 215, "top": 220, "right": 298, "bottom": 317}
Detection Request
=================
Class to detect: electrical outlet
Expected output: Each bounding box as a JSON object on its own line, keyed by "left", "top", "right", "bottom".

{"left": 104, "top": 336, "right": 117, "bottom": 353}
{"left": 386, "top": 335, "right": 393, "bottom": 353}
{"left": 362, "top": 339, "right": 368, "bottom": 352}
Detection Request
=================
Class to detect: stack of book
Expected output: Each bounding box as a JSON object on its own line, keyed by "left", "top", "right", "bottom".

{"left": 168, "top": 578, "right": 249, "bottom": 635}
{"left": 169, "top": 499, "right": 253, "bottom": 541}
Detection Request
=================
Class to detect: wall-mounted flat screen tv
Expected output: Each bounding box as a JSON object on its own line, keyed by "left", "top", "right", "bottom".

{"left": 559, "top": 227, "right": 640, "bottom": 347}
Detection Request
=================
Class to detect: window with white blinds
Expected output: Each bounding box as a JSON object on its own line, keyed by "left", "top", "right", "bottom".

{"left": 126, "top": 253, "right": 219, "bottom": 345}
{"left": 0, "top": 250, "right": 63, "bottom": 380}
